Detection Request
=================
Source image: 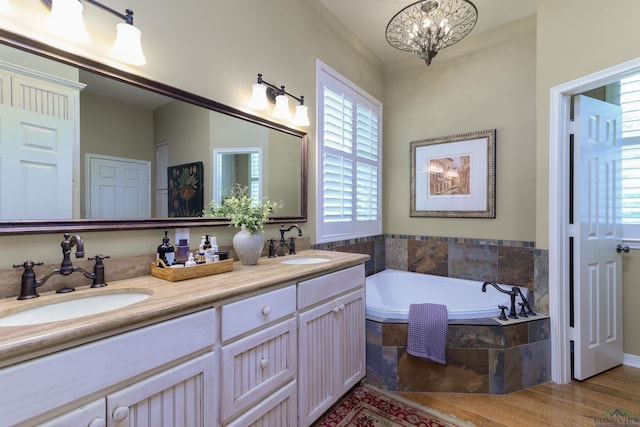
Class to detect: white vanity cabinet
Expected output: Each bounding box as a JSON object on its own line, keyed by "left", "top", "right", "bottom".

{"left": 220, "top": 284, "right": 297, "bottom": 426}
{"left": 297, "top": 265, "right": 366, "bottom": 427}
{"left": 2, "top": 309, "right": 216, "bottom": 427}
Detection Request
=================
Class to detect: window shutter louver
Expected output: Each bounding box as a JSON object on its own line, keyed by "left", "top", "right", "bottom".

{"left": 620, "top": 74, "right": 640, "bottom": 240}
{"left": 317, "top": 61, "right": 382, "bottom": 242}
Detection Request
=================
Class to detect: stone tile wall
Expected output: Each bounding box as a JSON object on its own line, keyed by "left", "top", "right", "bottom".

{"left": 366, "top": 317, "right": 551, "bottom": 394}
{"left": 312, "top": 234, "right": 553, "bottom": 395}
{"left": 315, "top": 234, "right": 549, "bottom": 315}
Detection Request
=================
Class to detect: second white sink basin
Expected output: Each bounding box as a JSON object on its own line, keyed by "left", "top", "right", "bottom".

{"left": 280, "top": 257, "right": 330, "bottom": 265}
{"left": 0, "top": 290, "right": 151, "bottom": 327}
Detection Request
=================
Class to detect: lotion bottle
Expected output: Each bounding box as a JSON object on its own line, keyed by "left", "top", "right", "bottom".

{"left": 157, "top": 230, "right": 175, "bottom": 267}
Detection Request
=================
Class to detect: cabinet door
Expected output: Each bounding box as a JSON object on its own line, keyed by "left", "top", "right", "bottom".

{"left": 297, "top": 299, "right": 337, "bottom": 426}
{"left": 336, "top": 288, "right": 366, "bottom": 395}
{"left": 225, "top": 380, "right": 296, "bottom": 427}
{"left": 106, "top": 352, "right": 215, "bottom": 427}
{"left": 36, "top": 399, "right": 105, "bottom": 427}
{"left": 221, "top": 318, "right": 297, "bottom": 422}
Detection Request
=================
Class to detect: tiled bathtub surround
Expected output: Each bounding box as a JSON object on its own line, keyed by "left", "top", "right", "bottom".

{"left": 316, "top": 234, "right": 552, "bottom": 395}
{"left": 315, "top": 234, "right": 549, "bottom": 316}
{"left": 312, "top": 235, "right": 385, "bottom": 277}
{"left": 366, "top": 317, "right": 551, "bottom": 394}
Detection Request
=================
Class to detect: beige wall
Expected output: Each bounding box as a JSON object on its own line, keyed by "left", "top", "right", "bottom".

{"left": 384, "top": 15, "right": 537, "bottom": 241}
{"left": 80, "top": 92, "right": 155, "bottom": 217}
{"left": 536, "top": 0, "right": 640, "bottom": 249}
{"left": 2, "top": 0, "right": 640, "bottom": 357}
{"left": 0, "top": 0, "right": 384, "bottom": 265}
{"left": 535, "top": 0, "right": 640, "bottom": 356}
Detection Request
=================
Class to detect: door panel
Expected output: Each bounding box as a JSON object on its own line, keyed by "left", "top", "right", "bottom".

{"left": 87, "top": 154, "right": 150, "bottom": 219}
{"left": 573, "top": 95, "right": 623, "bottom": 380}
{"left": 0, "top": 105, "right": 73, "bottom": 220}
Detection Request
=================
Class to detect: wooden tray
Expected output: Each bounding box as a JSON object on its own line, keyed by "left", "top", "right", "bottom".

{"left": 150, "top": 258, "right": 233, "bottom": 282}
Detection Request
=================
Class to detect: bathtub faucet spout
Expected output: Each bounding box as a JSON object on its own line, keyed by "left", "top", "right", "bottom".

{"left": 482, "top": 281, "right": 519, "bottom": 319}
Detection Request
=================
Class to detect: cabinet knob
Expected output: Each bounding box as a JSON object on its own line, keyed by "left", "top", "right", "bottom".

{"left": 260, "top": 358, "right": 269, "bottom": 369}
{"left": 112, "top": 406, "right": 130, "bottom": 422}
{"left": 261, "top": 306, "right": 271, "bottom": 316}
{"left": 88, "top": 418, "right": 106, "bottom": 427}
{"left": 333, "top": 306, "right": 340, "bottom": 314}
{"left": 339, "top": 304, "right": 345, "bottom": 311}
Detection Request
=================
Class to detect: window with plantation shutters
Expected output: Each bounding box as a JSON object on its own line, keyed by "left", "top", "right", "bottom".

{"left": 620, "top": 73, "right": 640, "bottom": 241}
{"left": 249, "top": 152, "right": 260, "bottom": 203}
{"left": 316, "top": 60, "right": 382, "bottom": 242}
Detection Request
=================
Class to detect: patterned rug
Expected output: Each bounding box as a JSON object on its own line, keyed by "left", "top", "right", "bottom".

{"left": 313, "top": 383, "right": 464, "bottom": 427}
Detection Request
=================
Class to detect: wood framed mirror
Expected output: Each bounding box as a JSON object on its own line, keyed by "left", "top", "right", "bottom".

{"left": 0, "top": 28, "right": 307, "bottom": 235}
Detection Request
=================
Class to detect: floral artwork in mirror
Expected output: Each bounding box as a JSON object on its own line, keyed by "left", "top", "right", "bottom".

{"left": 168, "top": 162, "right": 204, "bottom": 217}
{"left": 410, "top": 129, "right": 496, "bottom": 218}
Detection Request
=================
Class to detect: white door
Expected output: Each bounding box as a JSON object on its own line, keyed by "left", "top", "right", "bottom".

{"left": 0, "top": 104, "right": 74, "bottom": 220}
{"left": 86, "top": 154, "right": 151, "bottom": 219}
{"left": 572, "top": 94, "right": 623, "bottom": 380}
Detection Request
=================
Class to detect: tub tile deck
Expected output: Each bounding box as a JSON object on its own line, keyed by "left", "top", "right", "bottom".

{"left": 365, "top": 317, "right": 551, "bottom": 394}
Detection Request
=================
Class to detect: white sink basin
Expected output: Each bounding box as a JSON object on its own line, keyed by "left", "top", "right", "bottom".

{"left": 0, "top": 291, "right": 151, "bottom": 327}
{"left": 280, "top": 257, "right": 330, "bottom": 265}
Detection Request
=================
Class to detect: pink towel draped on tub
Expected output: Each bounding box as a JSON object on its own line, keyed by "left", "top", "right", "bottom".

{"left": 407, "top": 303, "right": 448, "bottom": 364}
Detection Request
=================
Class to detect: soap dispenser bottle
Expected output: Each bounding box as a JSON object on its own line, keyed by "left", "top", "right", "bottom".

{"left": 157, "top": 230, "right": 175, "bottom": 267}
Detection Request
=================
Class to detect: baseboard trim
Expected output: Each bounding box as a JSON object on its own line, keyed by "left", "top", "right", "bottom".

{"left": 624, "top": 353, "right": 640, "bottom": 368}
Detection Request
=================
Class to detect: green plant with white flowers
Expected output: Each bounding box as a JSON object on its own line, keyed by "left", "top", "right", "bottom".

{"left": 203, "top": 184, "right": 282, "bottom": 235}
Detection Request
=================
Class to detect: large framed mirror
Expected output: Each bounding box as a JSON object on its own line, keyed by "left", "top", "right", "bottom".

{"left": 0, "top": 28, "right": 307, "bottom": 235}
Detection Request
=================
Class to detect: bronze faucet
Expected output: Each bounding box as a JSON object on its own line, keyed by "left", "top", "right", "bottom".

{"left": 12, "top": 233, "right": 108, "bottom": 300}
{"left": 269, "top": 224, "right": 303, "bottom": 257}
{"left": 482, "top": 281, "right": 536, "bottom": 320}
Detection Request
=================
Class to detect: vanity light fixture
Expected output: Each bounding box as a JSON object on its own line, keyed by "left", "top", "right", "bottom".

{"left": 42, "top": 0, "right": 146, "bottom": 66}
{"left": 249, "top": 73, "right": 310, "bottom": 127}
{"left": 385, "top": 0, "right": 477, "bottom": 66}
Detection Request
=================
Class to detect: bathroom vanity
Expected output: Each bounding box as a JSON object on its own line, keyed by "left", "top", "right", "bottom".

{"left": 0, "top": 250, "right": 367, "bottom": 427}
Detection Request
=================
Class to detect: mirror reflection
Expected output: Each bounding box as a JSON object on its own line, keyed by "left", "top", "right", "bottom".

{"left": 0, "top": 42, "right": 304, "bottom": 224}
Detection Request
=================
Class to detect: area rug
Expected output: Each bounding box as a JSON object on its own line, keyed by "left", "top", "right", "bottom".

{"left": 313, "top": 383, "right": 463, "bottom": 427}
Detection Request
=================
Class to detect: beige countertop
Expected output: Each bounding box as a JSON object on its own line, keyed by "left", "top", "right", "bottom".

{"left": 0, "top": 249, "right": 369, "bottom": 368}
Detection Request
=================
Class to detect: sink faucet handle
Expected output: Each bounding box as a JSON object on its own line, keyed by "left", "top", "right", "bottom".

{"left": 289, "top": 236, "right": 296, "bottom": 255}
{"left": 268, "top": 239, "right": 276, "bottom": 258}
{"left": 14, "top": 260, "right": 44, "bottom": 300}
{"left": 497, "top": 305, "right": 508, "bottom": 321}
{"left": 13, "top": 260, "right": 43, "bottom": 269}
{"left": 88, "top": 255, "right": 109, "bottom": 288}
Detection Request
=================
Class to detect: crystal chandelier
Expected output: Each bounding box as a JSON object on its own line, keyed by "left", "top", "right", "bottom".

{"left": 385, "top": 0, "right": 478, "bottom": 66}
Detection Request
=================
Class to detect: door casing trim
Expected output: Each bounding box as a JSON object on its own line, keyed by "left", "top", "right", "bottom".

{"left": 549, "top": 56, "right": 640, "bottom": 384}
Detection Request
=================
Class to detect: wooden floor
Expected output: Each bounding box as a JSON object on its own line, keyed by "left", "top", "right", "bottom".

{"left": 397, "top": 365, "right": 640, "bottom": 426}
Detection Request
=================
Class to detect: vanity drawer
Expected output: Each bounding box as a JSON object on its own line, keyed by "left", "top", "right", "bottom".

{"left": 221, "top": 284, "right": 295, "bottom": 342}
{"left": 220, "top": 317, "right": 297, "bottom": 422}
{"left": 298, "top": 265, "right": 364, "bottom": 310}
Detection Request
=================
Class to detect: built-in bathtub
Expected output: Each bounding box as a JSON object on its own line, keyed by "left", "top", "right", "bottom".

{"left": 364, "top": 269, "right": 551, "bottom": 394}
{"left": 366, "top": 269, "right": 525, "bottom": 321}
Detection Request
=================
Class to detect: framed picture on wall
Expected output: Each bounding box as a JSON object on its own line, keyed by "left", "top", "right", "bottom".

{"left": 168, "top": 161, "right": 204, "bottom": 217}
{"left": 410, "top": 129, "right": 496, "bottom": 218}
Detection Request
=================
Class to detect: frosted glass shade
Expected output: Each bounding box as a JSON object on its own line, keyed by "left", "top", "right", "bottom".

{"left": 46, "top": 0, "right": 89, "bottom": 44}
{"left": 248, "top": 84, "right": 269, "bottom": 110}
{"left": 0, "top": 0, "right": 11, "bottom": 14}
{"left": 273, "top": 94, "right": 291, "bottom": 119}
{"left": 293, "top": 105, "right": 310, "bottom": 127}
{"left": 111, "top": 23, "right": 146, "bottom": 66}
